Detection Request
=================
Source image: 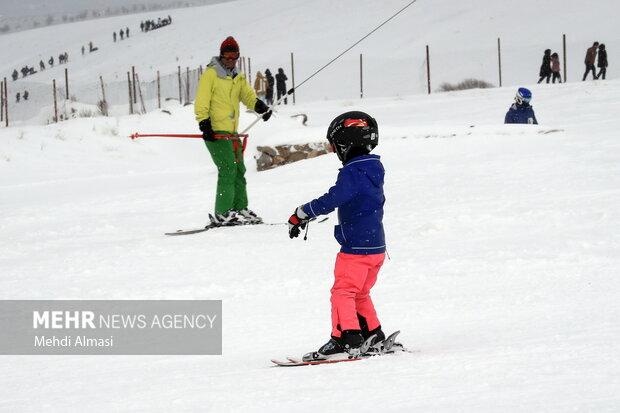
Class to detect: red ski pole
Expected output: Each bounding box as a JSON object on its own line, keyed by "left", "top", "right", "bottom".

{"left": 129, "top": 132, "right": 248, "bottom": 140}
{"left": 130, "top": 132, "right": 249, "bottom": 161}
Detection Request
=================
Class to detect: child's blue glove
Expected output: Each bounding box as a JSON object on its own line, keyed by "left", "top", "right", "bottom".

{"left": 288, "top": 206, "right": 310, "bottom": 239}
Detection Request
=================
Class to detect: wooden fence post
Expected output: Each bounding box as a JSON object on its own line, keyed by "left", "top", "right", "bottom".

{"left": 157, "top": 70, "right": 161, "bottom": 109}
{"left": 359, "top": 53, "right": 364, "bottom": 99}
{"left": 0, "top": 79, "right": 4, "bottom": 123}
{"left": 3, "top": 78, "right": 7, "bottom": 127}
{"left": 186, "top": 66, "right": 190, "bottom": 103}
{"left": 53, "top": 79, "right": 58, "bottom": 122}
{"left": 177, "top": 66, "right": 182, "bottom": 104}
{"left": 99, "top": 75, "right": 108, "bottom": 116}
{"left": 64, "top": 68, "right": 69, "bottom": 99}
{"left": 563, "top": 34, "right": 567, "bottom": 82}
{"left": 248, "top": 57, "right": 252, "bottom": 85}
{"left": 127, "top": 71, "right": 133, "bottom": 115}
{"left": 426, "top": 45, "right": 431, "bottom": 94}
{"left": 497, "top": 37, "right": 502, "bottom": 87}
{"left": 135, "top": 73, "right": 146, "bottom": 114}
{"left": 290, "top": 52, "right": 296, "bottom": 104}
{"left": 131, "top": 66, "right": 137, "bottom": 104}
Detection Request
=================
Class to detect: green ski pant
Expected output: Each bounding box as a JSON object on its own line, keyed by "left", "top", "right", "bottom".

{"left": 205, "top": 138, "right": 248, "bottom": 214}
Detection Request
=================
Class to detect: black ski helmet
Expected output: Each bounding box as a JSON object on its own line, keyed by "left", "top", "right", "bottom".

{"left": 326, "top": 111, "right": 378, "bottom": 162}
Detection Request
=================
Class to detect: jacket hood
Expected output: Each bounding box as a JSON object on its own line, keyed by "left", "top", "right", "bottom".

{"left": 209, "top": 56, "right": 237, "bottom": 79}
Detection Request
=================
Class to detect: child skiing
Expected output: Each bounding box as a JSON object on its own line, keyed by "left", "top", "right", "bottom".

{"left": 287, "top": 111, "right": 389, "bottom": 362}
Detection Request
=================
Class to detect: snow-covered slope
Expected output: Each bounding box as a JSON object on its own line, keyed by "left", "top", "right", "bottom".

{"left": 2, "top": 0, "right": 619, "bottom": 98}
{"left": 2, "top": 78, "right": 620, "bottom": 411}
{"left": 1, "top": 1, "right": 620, "bottom": 411}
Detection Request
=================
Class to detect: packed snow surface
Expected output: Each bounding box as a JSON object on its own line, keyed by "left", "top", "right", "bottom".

{"left": 1, "top": 0, "right": 619, "bottom": 411}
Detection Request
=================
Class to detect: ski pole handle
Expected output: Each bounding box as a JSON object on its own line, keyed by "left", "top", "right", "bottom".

{"left": 239, "top": 88, "right": 295, "bottom": 135}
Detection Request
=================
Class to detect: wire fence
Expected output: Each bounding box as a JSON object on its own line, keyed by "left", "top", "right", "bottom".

{"left": 1, "top": 33, "right": 614, "bottom": 127}
{"left": 0, "top": 66, "right": 202, "bottom": 126}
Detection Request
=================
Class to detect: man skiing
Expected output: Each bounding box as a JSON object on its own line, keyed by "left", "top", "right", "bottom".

{"left": 287, "top": 111, "right": 388, "bottom": 361}
{"left": 504, "top": 88, "right": 538, "bottom": 125}
{"left": 194, "top": 36, "right": 272, "bottom": 226}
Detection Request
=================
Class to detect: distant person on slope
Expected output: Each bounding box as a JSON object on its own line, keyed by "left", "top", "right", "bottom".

{"left": 276, "top": 68, "right": 288, "bottom": 104}
{"left": 264, "top": 69, "right": 274, "bottom": 105}
{"left": 194, "top": 36, "right": 272, "bottom": 226}
{"left": 537, "top": 49, "right": 552, "bottom": 84}
{"left": 596, "top": 44, "right": 608, "bottom": 80}
{"left": 253, "top": 70, "right": 267, "bottom": 102}
{"left": 582, "top": 42, "right": 599, "bottom": 81}
{"left": 505, "top": 88, "right": 538, "bottom": 125}
{"left": 287, "top": 111, "right": 395, "bottom": 362}
{"left": 551, "top": 52, "right": 562, "bottom": 83}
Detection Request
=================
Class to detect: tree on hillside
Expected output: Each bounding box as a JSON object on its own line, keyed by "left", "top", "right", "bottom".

{"left": 0, "top": 24, "right": 10, "bottom": 33}
{"left": 45, "top": 15, "right": 54, "bottom": 26}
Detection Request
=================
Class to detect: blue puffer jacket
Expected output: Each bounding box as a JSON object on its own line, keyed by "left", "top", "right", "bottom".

{"left": 302, "top": 154, "right": 386, "bottom": 255}
{"left": 504, "top": 103, "right": 538, "bottom": 124}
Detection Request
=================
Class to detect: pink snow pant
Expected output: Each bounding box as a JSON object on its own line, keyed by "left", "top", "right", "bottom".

{"left": 331, "top": 252, "right": 385, "bottom": 338}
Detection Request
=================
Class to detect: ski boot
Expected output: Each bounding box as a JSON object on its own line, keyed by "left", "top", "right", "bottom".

{"left": 302, "top": 330, "right": 365, "bottom": 362}
{"left": 236, "top": 208, "right": 263, "bottom": 224}
{"left": 209, "top": 210, "right": 240, "bottom": 227}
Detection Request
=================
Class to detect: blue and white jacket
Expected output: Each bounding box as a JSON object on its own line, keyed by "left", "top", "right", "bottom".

{"left": 302, "top": 154, "right": 386, "bottom": 255}
{"left": 504, "top": 103, "right": 538, "bottom": 125}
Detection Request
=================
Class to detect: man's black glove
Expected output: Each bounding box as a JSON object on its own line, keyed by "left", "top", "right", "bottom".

{"left": 254, "top": 99, "right": 272, "bottom": 122}
{"left": 199, "top": 118, "right": 215, "bottom": 142}
{"left": 288, "top": 206, "right": 310, "bottom": 239}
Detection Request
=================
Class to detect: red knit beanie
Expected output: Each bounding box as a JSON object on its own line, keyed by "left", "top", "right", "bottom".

{"left": 220, "top": 36, "right": 239, "bottom": 54}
